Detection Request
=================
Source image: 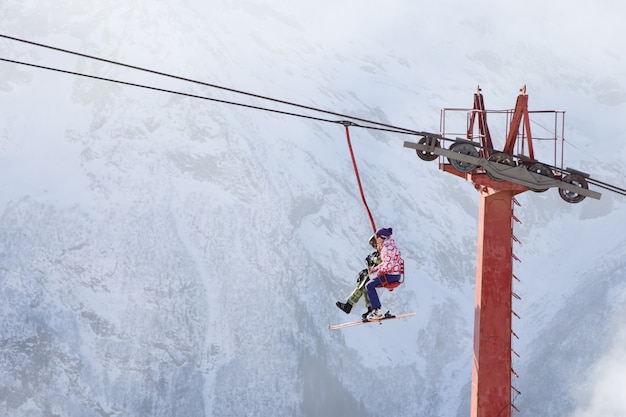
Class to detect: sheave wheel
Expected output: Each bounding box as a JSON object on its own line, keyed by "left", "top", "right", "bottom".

{"left": 486, "top": 152, "right": 515, "bottom": 181}
{"left": 527, "top": 162, "right": 554, "bottom": 193}
{"left": 448, "top": 142, "right": 478, "bottom": 173}
{"left": 415, "top": 136, "right": 440, "bottom": 161}
{"left": 558, "top": 174, "right": 588, "bottom": 203}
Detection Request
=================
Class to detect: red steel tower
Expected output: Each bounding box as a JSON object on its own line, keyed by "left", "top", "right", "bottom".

{"left": 405, "top": 86, "right": 600, "bottom": 417}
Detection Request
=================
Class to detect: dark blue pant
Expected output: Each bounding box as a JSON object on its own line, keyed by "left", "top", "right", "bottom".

{"left": 366, "top": 274, "right": 401, "bottom": 310}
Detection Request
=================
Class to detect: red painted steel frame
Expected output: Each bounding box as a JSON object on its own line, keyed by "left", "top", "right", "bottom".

{"left": 440, "top": 88, "right": 539, "bottom": 417}
{"left": 442, "top": 171, "right": 527, "bottom": 417}
{"left": 472, "top": 180, "right": 525, "bottom": 417}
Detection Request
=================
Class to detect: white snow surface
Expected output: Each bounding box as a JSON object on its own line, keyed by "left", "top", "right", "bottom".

{"left": 1, "top": 1, "right": 626, "bottom": 416}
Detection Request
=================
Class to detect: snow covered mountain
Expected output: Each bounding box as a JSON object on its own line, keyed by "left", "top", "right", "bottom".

{"left": 1, "top": 1, "right": 626, "bottom": 416}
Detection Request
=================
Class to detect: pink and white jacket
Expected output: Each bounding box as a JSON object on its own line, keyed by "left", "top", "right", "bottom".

{"left": 372, "top": 237, "right": 403, "bottom": 276}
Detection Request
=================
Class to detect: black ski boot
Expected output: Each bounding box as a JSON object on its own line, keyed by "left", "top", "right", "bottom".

{"left": 362, "top": 308, "right": 373, "bottom": 321}
{"left": 335, "top": 301, "right": 352, "bottom": 314}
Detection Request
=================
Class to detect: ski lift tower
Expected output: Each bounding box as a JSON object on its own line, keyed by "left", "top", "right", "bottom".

{"left": 404, "top": 86, "right": 601, "bottom": 417}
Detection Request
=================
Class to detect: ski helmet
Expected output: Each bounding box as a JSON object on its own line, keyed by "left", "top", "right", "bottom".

{"left": 368, "top": 234, "right": 377, "bottom": 248}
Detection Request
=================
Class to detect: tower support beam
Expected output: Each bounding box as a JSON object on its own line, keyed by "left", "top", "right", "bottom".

{"left": 470, "top": 187, "right": 520, "bottom": 417}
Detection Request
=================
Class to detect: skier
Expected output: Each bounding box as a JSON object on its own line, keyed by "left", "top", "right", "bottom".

{"left": 364, "top": 227, "right": 403, "bottom": 320}
{"left": 335, "top": 234, "right": 381, "bottom": 320}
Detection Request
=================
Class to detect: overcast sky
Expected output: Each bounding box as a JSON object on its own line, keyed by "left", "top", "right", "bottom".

{"left": 1, "top": 2, "right": 625, "bottom": 416}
